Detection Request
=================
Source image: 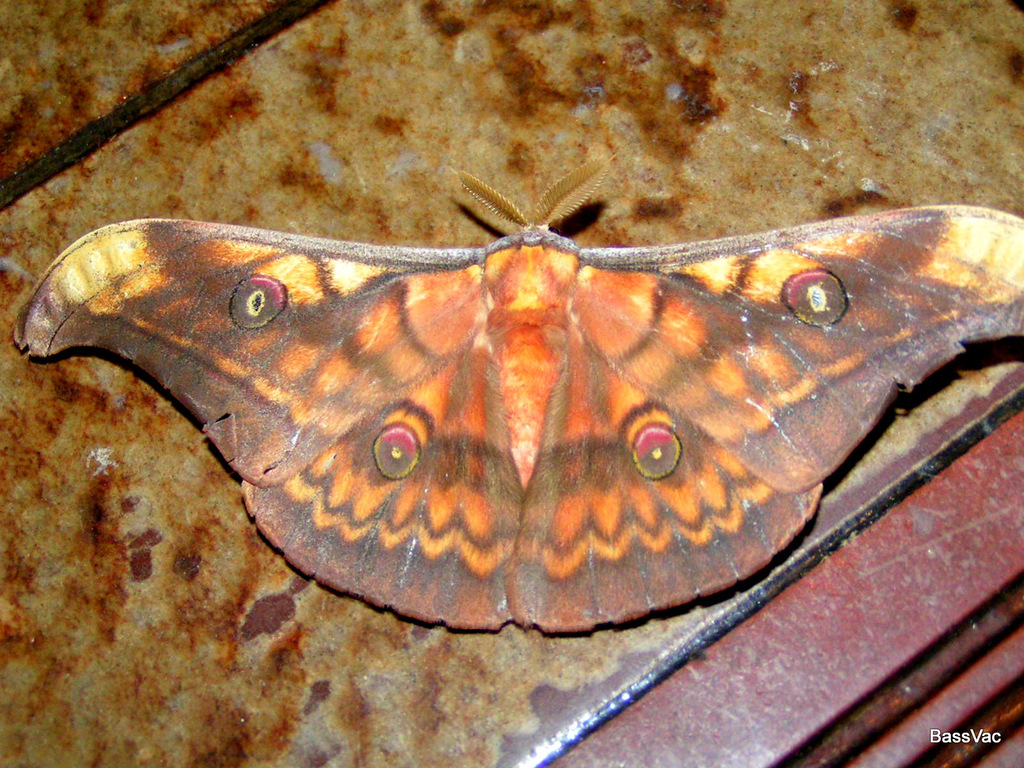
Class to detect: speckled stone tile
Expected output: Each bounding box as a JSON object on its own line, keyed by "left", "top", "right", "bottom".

{"left": 2, "top": 2, "right": 1023, "bottom": 767}
{"left": 0, "top": 0, "right": 305, "bottom": 183}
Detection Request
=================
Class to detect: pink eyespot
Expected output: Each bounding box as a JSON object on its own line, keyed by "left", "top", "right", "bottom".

{"left": 230, "top": 275, "right": 287, "bottom": 328}
{"left": 781, "top": 269, "right": 847, "bottom": 327}
{"left": 373, "top": 423, "right": 421, "bottom": 480}
{"left": 632, "top": 423, "right": 681, "bottom": 480}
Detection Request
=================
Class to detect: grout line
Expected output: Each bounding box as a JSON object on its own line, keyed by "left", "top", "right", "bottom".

{"left": 0, "top": 0, "right": 333, "bottom": 211}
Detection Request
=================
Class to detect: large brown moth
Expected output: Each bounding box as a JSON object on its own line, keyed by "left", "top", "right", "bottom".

{"left": 15, "top": 163, "right": 1024, "bottom": 631}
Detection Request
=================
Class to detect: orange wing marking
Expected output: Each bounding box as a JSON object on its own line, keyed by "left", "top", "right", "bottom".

{"left": 259, "top": 254, "right": 324, "bottom": 304}
{"left": 742, "top": 249, "right": 822, "bottom": 304}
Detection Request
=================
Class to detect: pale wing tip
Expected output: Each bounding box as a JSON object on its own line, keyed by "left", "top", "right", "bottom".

{"left": 15, "top": 221, "right": 157, "bottom": 355}
{"left": 932, "top": 207, "right": 1024, "bottom": 290}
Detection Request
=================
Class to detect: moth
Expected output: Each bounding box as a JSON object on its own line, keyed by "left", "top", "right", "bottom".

{"left": 15, "top": 162, "right": 1024, "bottom": 632}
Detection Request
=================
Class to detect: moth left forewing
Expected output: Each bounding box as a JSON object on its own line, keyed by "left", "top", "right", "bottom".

{"left": 15, "top": 219, "right": 484, "bottom": 485}
{"left": 579, "top": 205, "right": 1024, "bottom": 494}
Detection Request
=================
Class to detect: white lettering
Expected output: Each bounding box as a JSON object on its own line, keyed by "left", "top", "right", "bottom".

{"left": 930, "top": 728, "right": 1002, "bottom": 744}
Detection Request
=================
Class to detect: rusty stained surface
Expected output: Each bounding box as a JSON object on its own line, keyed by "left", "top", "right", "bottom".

{"left": 1, "top": 1, "right": 1024, "bottom": 767}
{"left": 0, "top": 0, "right": 299, "bottom": 181}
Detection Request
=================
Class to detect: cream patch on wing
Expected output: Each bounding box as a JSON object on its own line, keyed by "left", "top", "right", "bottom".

{"left": 51, "top": 226, "right": 154, "bottom": 307}
{"left": 793, "top": 231, "right": 879, "bottom": 257}
{"left": 327, "top": 260, "right": 388, "bottom": 295}
{"left": 926, "top": 213, "right": 1024, "bottom": 293}
{"left": 676, "top": 255, "right": 741, "bottom": 294}
{"left": 742, "top": 249, "right": 822, "bottom": 304}
{"left": 204, "top": 239, "right": 280, "bottom": 266}
{"left": 259, "top": 254, "right": 324, "bottom": 304}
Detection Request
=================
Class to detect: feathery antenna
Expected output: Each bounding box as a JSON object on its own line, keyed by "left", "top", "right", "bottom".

{"left": 458, "top": 157, "right": 609, "bottom": 230}
{"left": 530, "top": 159, "right": 608, "bottom": 227}
{"left": 457, "top": 171, "right": 530, "bottom": 228}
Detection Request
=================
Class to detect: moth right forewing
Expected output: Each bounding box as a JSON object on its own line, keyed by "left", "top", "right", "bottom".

{"left": 578, "top": 206, "right": 1024, "bottom": 493}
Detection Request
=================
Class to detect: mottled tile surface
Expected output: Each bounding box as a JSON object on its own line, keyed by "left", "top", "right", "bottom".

{"left": 2, "top": 2, "right": 1024, "bottom": 767}
{"left": 0, "top": 0, "right": 298, "bottom": 181}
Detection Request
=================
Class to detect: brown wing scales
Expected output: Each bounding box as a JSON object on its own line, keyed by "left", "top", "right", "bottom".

{"left": 15, "top": 206, "right": 1024, "bottom": 631}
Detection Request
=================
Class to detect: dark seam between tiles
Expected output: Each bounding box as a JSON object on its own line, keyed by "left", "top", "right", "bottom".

{"left": 0, "top": 0, "right": 334, "bottom": 211}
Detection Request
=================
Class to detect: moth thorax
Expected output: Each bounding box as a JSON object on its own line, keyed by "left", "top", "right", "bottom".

{"left": 484, "top": 244, "right": 579, "bottom": 320}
